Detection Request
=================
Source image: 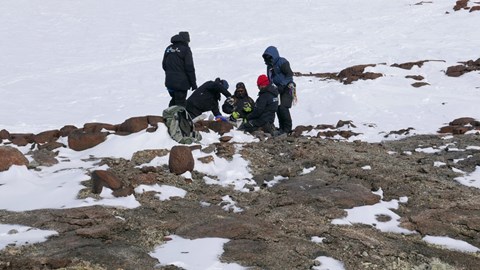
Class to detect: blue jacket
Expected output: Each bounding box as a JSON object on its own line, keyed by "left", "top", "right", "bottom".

{"left": 263, "top": 46, "right": 293, "bottom": 94}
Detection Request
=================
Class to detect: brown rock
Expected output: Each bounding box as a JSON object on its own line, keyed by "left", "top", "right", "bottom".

{"left": 453, "top": 0, "right": 468, "bottom": 11}
{"left": 198, "top": 155, "right": 215, "bottom": 164}
{"left": 59, "top": 125, "right": 78, "bottom": 137}
{"left": 112, "top": 186, "right": 134, "bottom": 197}
{"left": 91, "top": 170, "right": 123, "bottom": 194}
{"left": 0, "top": 146, "right": 29, "bottom": 171}
{"left": 405, "top": 75, "right": 425, "bottom": 81}
{"left": 38, "top": 141, "right": 66, "bottom": 151}
{"left": 446, "top": 64, "right": 467, "bottom": 77}
{"left": 219, "top": 136, "right": 233, "bottom": 142}
{"left": 9, "top": 133, "right": 34, "bottom": 146}
{"left": 438, "top": 126, "right": 454, "bottom": 133}
{"left": 33, "top": 129, "right": 60, "bottom": 144}
{"left": 117, "top": 116, "right": 149, "bottom": 134}
{"left": 147, "top": 115, "right": 164, "bottom": 125}
{"left": 411, "top": 82, "right": 430, "bottom": 88}
{"left": 169, "top": 145, "right": 194, "bottom": 175}
{"left": 449, "top": 117, "right": 475, "bottom": 126}
{"left": 0, "top": 129, "right": 9, "bottom": 140}
{"left": 132, "top": 173, "right": 158, "bottom": 186}
{"left": 203, "top": 121, "right": 234, "bottom": 135}
{"left": 83, "top": 123, "right": 116, "bottom": 133}
{"left": 471, "top": 6, "right": 480, "bottom": 12}
{"left": 68, "top": 131, "right": 108, "bottom": 151}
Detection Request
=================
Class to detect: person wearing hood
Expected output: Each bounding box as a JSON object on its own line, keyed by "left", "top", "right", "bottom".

{"left": 262, "top": 46, "right": 297, "bottom": 135}
{"left": 222, "top": 82, "right": 255, "bottom": 126}
{"left": 162, "top": 31, "right": 197, "bottom": 107}
{"left": 238, "top": 75, "right": 279, "bottom": 134}
{"left": 186, "top": 78, "right": 232, "bottom": 121}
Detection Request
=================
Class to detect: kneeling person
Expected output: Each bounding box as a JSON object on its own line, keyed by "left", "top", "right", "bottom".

{"left": 186, "top": 78, "right": 232, "bottom": 122}
{"left": 239, "top": 75, "right": 278, "bottom": 134}
{"left": 222, "top": 82, "right": 255, "bottom": 126}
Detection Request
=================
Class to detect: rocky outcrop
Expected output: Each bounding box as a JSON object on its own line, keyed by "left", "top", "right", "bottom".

{"left": 438, "top": 117, "right": 480, "bottom": 134}
{"left": 445, "top": 58, "right": 480, "bottom": 77}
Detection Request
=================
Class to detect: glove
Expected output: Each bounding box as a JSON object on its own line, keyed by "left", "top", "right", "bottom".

{"left": 243, "top": 103, "right": 252, "bottom": 113}
{"left": 215, "top": 115, "right": 228, "bottom": 122}
{"left": 232, "top": 111, "right": 240, "bottom": 119}
{"left": 288, "top": 82, "right": 298, "bottom": 105}
{"left": 226, "top": 97, "right": 235, "bottom": 106}
{"left": 287, "top": 82, "right": 296, "bottom": 95}
{"left": 191, "top": 83, "right": 197, "bottom": 91}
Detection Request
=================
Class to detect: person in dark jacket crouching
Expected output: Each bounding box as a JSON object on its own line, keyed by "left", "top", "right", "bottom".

{"left": 162, "top": 31, "right": 197, "bottom": 107}
{"left": 186, "top": 78, "right": 232, "bottom": 121}
{"left": 222, "top": 82, "right": 255, "bottom": 126}
{"left": 238, "top": 75, "right": 279, "bottom": 134}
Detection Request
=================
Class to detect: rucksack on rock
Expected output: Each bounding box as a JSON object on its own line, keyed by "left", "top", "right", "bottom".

{"left": 162, "top": 106, "right": 202, "bottom": 144}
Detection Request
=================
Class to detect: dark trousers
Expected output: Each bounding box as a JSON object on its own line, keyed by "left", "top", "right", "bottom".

{"left": 168, "top": 90, "right": 188, "bottom": 107}
{"left": 277, "top": 92, "right": 293, "bottom": 133}
{"left": 239, "top": 121, "right": 275, "bottom": 135}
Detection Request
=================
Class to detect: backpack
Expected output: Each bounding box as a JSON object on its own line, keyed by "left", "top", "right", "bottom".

{"left": 162, "top": 106, "right": 202, "bottom": 144}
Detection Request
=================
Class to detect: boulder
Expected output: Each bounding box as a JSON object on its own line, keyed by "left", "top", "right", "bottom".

{"left": 0, "top": 129, "right": 9, "bottom": 140}
{"left": 33, "top": 129, "right": 60, "bottom": 144}
{"left": 202, "top": 120, "right": 234, "bottom": 135}
{"left": 169, "top": 145, "right": 194, "bottom": 175}
{"left": 91, "top": 170, "right": 123, "bottom": 194}
{"left": 9, "top": 133, "right": 34, "bottom": 146}
{"left": 83, "top": 123, "right": 116, "bottom": 133}
{"left": 117, "top": 116, "right": 149, "bottom": 134}
{"left": 59, "top": 125, "right": 79, "bottom": 137}
{"left": 0, "top": 146, "right": 29, "bottom": 172}
{"left": 68, "top": 131, "right": 108, "bottom": 151}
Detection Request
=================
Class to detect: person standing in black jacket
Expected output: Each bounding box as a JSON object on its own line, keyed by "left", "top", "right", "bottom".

{"left": 239, "top": 75, "right": 279, "bottom": 134}
{"left": 162, "top": 31, "right": 197, "bottom": 107}
{"left": 186, "top": 78, "right": 232, "bottom": 120}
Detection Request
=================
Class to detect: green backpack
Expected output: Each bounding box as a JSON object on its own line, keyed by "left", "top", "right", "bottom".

{"left": 162, "top": 106, "right": 202, "bottom": 144}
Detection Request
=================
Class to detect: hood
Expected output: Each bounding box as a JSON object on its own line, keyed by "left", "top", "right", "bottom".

{"left": 263, "top": 46, "right": 280, "bottom": 62}
{"left": 171, "top": 31, "right": 190, "bottom": 44}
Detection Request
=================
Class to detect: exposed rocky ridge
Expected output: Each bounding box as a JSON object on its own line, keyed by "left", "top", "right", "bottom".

{"left": 294, "top": 58, "right": 480, "bottom": 87}
{"left": 1, "top": 128, "right": 480, "bottom": 269}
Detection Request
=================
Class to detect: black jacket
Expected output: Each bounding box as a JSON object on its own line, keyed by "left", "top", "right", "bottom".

{"left": 162, "top": 32, "right": 197, "bottom": 92}
{"left": 247, "top": 84, "right": 279, "bottom": 127}
{"left": 222, "top": 89, "right": 255, "bottom": 119}
{"left": 186, "top": 80, "right": 232, "bottom": 119}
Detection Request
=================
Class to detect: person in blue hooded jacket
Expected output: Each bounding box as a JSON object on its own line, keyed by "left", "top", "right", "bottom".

{"left": 262, "top": 46, "right": 297, "bottom": 135}
{"left": 162, "top": 31, "right": 197, "bottom": 107}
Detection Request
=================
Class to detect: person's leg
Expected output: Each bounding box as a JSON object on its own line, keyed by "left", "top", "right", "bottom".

{"left": 278, "top": 92, "right": 293, "bottom": 133}
{"left": 238, "top": 121, "right": 258, "bottom": 133}
{"left": 168, "top": 89, "right": 175, "bottom": 107}
{"left": 174, "top": 91, "right": 188, "bottom": 107}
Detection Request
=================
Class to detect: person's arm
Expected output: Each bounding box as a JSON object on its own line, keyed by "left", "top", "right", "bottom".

{"left": 222, "top": 99, "right": 234, "bottom": 114}
{"left": 184, "top": 47, "right": 197, "bottom": 89}
{"left": 247, "top": 96, "right": 266, "bottom": 120}
{"left": 280, "top": 61, "right": 294, "bottom": 78}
